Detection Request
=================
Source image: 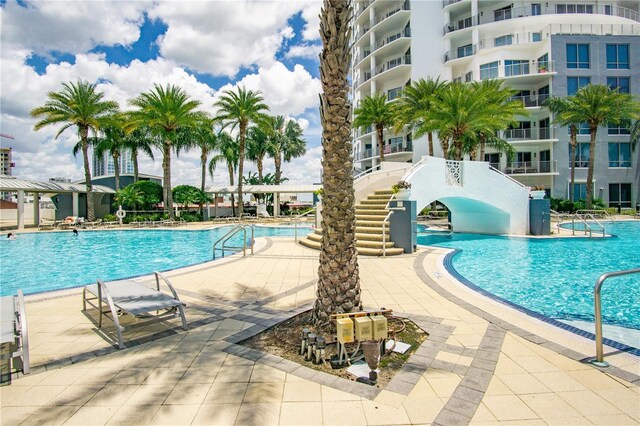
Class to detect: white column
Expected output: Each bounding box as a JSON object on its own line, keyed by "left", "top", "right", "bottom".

{"left": 274, "top": 192, "right": 280, "bottom": 216}
{"left": 214, "top": 193, "right": 219, "bottom": 218}
{"left": 17, "top": 190, "right": 25, "bottom": 230}
{"left": 471, "top": 0, "right": 478, "bottom": 24}
{"left": 33, "top": 193, "right": 40, "bottom": 226}
{"left": 72, "top": 192, "right": 79, "bottom": 217}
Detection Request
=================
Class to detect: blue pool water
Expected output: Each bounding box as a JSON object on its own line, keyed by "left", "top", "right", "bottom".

{"left": 417, "top": 221, "right": 640, "bottom": 330}
{"left": 0, "top": 226, "right": 309, "bottom": 296}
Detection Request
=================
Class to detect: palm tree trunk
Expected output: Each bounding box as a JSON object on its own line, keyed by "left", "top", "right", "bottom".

{"left": 200, "top": 150, "right": 207, "bottom": 216}
{"left": 257, "top": 156, "right": 264, "bottom": 184}
{"left": 132, "top": 150, "right": 139, "bottom": 182}
{"left": 228, "top": 164, "right": 236, "bottom": 217}
{"left": 274, "top": 149, "right": 282, "bottom": 185}
{"left": 163, "top": 139, "right": 174, "bottom": 220}
{"left": 479, "top": 134, "right": 486, "bottom": 161}
{"left": 237, "top": 122, "right": 246, "bottom": 217}
{"left": 313, "top": 0, "right": 361, "bottom": 326}
{"left": 377, "top": 125, "right": 385, "bottom": 162}
{"left": 441, "top": 136, "right": 450, "bottom": 160}
{"left": 427, "top": 132, "right": 434, "bottom": 157}
{"left": 569, "top": 126, "right": 577, "bottom": 203}
{"left": 586, "top": 127, "right": 597, "bottom": 208}
{"left": 113, "top": 151, "right": 120, "bottom": 191}
{"left": 80, "top": 126, "right": 95, "bottom": 221}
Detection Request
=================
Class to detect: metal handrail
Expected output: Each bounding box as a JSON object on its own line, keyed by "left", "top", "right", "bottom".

{"left": 576, "top": 213, "right": 606, "bottom": 237}
{"left": 292, "top": 206, "right": 317, "bottom": 242}
{"left": 576, "top": 209, "right": 613, "bottom": 223}
{"left": 591, "top": 268, "right": 640, "bottom": 367}
{"left": 212, "top": 224, "right": 255, "bottom": 259}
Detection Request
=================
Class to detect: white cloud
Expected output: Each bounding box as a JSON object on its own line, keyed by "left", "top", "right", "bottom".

{"left": 301, "top": 2, "right": 322, "bottom": 41}
{"left": 285, "top": 43, "right": 322, "bottom": 60}
{"left": 0, "top": 1, "right": 148, "bottom": 54}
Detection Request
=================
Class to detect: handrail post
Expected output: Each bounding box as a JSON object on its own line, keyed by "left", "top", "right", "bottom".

{"left": 591, "top": 268, "right": 640, "bottom": 367}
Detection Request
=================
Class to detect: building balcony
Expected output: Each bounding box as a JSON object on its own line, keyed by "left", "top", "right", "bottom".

{"left": 503, "top": 160, "right": 558, "bottom": 175}
{"left": 503, "top": 127, "right": 556, "bottom": 141}
{"left": 443, "top": 0, "right": 463, "bottom": 7}
{"left": 509, "top": 94, "right": 549, "bottom": 108}
{"left": 355, "top": 142, "right": 413, "bottom": 161}
{"left": 355, "top": 1, "right": 410, "bottom": 41}
{"left": 480, "top": 60, "right": 555, "bottom": 82}
{"left": 444, "top": 3, "right": 639, "bottom": 35}
{"left": 355, "top": 27, "right": 411, "bottom": 66}
{"left": 355, "top": 54, "right": 411, "bottom": 88}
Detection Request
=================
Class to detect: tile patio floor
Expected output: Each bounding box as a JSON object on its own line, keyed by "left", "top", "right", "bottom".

{"left": 1, "top": 235, "right": 638, "bottom": 425}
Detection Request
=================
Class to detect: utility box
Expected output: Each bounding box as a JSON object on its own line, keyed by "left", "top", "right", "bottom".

{"left": 353, "top": 316, "right": 373, "bottom": 340}
{"left": 389, "top": 200, "right": 417, "bottom": 253}
{"left": 370, "top": 315, "right": 388, "bottom": 340}
{"left": 529, "top": 199, "right": 551, "bottom": 235}
{"left": 336, "top": 317, "right": 354, "bottom": 343}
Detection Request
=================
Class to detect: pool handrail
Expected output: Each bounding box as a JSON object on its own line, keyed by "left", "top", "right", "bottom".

{"left": 591, "top": 268, "right": 640, "bottom": 367}
{"left": 212, "top": 224, "right": 255, "bottom": 259}
{"left": 291, "top": 206, "right": 317, "bottom": 242}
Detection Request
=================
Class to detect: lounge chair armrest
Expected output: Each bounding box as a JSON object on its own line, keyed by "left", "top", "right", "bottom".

{"left": 154, "top": 272, "right": 182, "bottom": 303}
{"left": 97, "top": 279, "right": 125, "bottom": 349}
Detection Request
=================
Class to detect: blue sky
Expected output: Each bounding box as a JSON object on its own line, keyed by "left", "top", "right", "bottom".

{"left": 0, "top": 1, "right": 324, "bottom": 186}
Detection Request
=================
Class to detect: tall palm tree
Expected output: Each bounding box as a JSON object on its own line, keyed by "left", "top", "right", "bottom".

{"left": 546, "top": 96, "right": 581, "bottom": 202}
{"left": 209, "top": 131, "right": 239, "bottom": 216}
{"left": 393, "top": 77, "right": 447, "bottom": 156}
{"left": 353, "top": 92, "right": 395, "bottom": 162}
{"left": 89, "top": 123, "right": 126, "bottom": 191}
{"left": 122, "top": 124, "right": 155, "bottom": 182}
{"left": 31, "top": 80, "right": 118, "bottom": 221}
{"left": 128, "top": 84, "right": 204, "bottom": 219}
{"left": 245, "top": 124, "right": 271, "bottom": 184}
{"left": 571, "top": 84, "right": 639, "bottom": 208}
{"left": 266, "top": 116, "right": 306, "bottom": 185}
{"left": 313, "top": 0, "right": 361, "bottom": 325}
{"left": 214, "top": 87, "right": 270, "bottom": 217}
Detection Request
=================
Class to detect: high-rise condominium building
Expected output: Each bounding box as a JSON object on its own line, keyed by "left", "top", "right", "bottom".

{"left": 352, "top": 0, "right": 639, "bottom": 207}
{"left": 92, "top": 149, "right": 134, "bottom": 177}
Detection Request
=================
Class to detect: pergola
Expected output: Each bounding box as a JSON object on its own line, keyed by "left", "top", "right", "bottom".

{"left": 0, "top": 175, "right": 115, "bottom": 229}
{"left": 206, "top": 184, "right": 321, "bottom": 216}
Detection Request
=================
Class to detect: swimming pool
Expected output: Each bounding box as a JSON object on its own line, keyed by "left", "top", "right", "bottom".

{"left": 417, "top": 221, "right": 640, "bottom": 331}
{"left": 0, "top": 226, "right": 310, "bottom": 296}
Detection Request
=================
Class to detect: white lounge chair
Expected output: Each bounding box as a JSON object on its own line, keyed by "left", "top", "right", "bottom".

{"left": 82, "top": 272, "right": 187, "bottom": 349}
{"left": 0, "top": 290, "right": 30, "bottom": 382}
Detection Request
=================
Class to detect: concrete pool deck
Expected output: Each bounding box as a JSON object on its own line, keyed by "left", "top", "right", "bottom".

{"left": 1, "top": 236, "right": 638, "bottom": 425}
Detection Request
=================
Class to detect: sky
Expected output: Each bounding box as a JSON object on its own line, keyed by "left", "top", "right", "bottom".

{"left": 0, "top": 0, "right": 325, "bottom": 188}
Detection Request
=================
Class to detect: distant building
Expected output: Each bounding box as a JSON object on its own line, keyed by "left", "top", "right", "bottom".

{"left": 1, "top": 147, "right": 14, "bottom": 200}
{"left": 49, "top": 177, "right": 72, "bottom": 183}
{"left": 92, "top": 149, "right": 134, "bottom": 177}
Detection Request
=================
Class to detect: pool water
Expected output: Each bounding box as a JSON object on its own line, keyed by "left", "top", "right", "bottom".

{"left": 0, "top": 226, "right": 310, "bottom": 296}
{"left": 418, "top": 221, "right": 640, "bottom": 330}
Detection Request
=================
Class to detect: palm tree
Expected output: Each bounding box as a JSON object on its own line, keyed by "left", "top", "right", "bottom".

{"left": 246, "top": 124, "right": 271, "bottom": 184}
{"left": 31, "top": 80, "right": 118, "bottom": 221}
{"left": 215, "top": 87, "right": 270, "bottom": 217}
{"left": 122, "top": 124, "right": 155, "bottom": 182}
{"left": 209, "top": 131, "right": 239, "bottom": 216}
{"left": 128, "top": 84, "right": 204, "bottom": 219}
{"left": 571, "top": 84, "right": 639, "bottom": 208}
{"left": 90, "top": 123, "right": 126, "bottom": 190}
{"left": 267, "top": 116, "right": 306, "bottom": 185}
{"left": 353, "top": 93, "right": 395, "bottom": 162}
{"left": 313, "top": 0, "right": 361, "bottom": 325}
{"left": 546, "top": 96, "right": 581, "bottom": 202}
{"left": 393, "top": 77, "right": 447, "bottom": 156}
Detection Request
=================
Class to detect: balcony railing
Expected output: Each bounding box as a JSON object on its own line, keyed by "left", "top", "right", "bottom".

{"left": 356, "top": 1, "right": 410, "bottom": 41}
{"left": 357, "top": 0, "right": 374, "bottom": 17}
{"left": 444, "top": 3, "right": 639, "bottom": 35}
{"left": 375, "top": 27, "right": 411, "bottom": 50}
{"left": 505, "top": 160, "right": 557, "bottom": 174}
{"left": 384, "top": 142, "right": 413, "bottom": 154}
{"left": 509, "top": 94, "right": 550, "bottom": 108}
{"left": 443, "top": 0, "right": 463, "bottom": 7}
{"left": 374, "top": 55, "right": 411, "bottom": 76}
{"left": 444, "top": 44, "right": 476, "bottom": 62}
{"left": 503, "top": 127, "right": 556, "bottom": 141}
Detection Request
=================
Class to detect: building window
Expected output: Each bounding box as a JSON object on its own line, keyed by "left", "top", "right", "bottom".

{"left": 387, "top": 87, "right": 402, "bottom": 101}
{"left": 609, "top": 183, "right": 632, "bottom": 207}
{"left": 571, "top": 183, "right": 588, "bottom": 201}
{"left": 457, "top": 44, "right": 474, "bottom": 58}
{"left": 606, "top": 44, "right": 629, "bottom": 69}
{"left": 608, "top": 142, "right": 631, "bottom": 167}
{"left": 566, "top": 43, "right": 590, "bottom": 69}
{"left": 567, "top": 76, "right": 590, "bottom": 95}
{"left": 480, "top": 61, "right": 499, "bottom": 80}
{"left": 465, "top": 71, "right": 473, "bottom": 82}
{"left": 494, "top": 5, "right": 512, "bottom": 21}
{"left": 532, "top": 3, "right": 542, "bottom": 15}
{"left": 556, "top": 4, "right": 594, "bottom": 14}
{"left": 505, "top": 60, "right": 530, "bottom": 76}
{"left": 532, "top": 32, "right": 542, "bottom": 42}
{"left": 607, "top": 77, "right": 630, "bottom": 93}
{"left": 495, "top": 35, "right": 513, "bottom": 47}
{"left": 608, "top": 121, "right": 631, "bottom": 135}
{"left": 571, "top": 142, "right": 590, "bottom": 167}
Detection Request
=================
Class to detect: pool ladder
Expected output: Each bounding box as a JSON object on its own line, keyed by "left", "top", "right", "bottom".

{"left": 212, "top": 224, "right": 255, "bottom": 259}
{"left": 551, "top": 211, "right": 605, "bottom": 237}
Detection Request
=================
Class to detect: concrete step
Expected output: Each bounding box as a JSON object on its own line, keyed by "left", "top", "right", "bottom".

{"left": 356, "top": 220, "right": 387, "bottom": 227}
{"left": 355, "top": 226, "right": 388, "bottom": 234}
{"left": 367, "top": 194, "right": 392, "bottom": 200}
{"left": 358, "top": 247, "right": 404, "bottom": 256}
{"left": 360, "top": 199, "right": 388, "bottom": 205}
{"left": 355, "top": 214, "right": 388, "bottom": 221}
{"left": 357, "top": 240, "right": 397, "bottom": 249}
{"left": 355, "top": 208, "right": 388, "bottom": 215}
{"left": 307, "top": 233, "right": 322, "bottom": 242}
{"left": 355, "top": 233, "right": 385, "bottom": 241}
{"left": 373, "top": 189, "right": 394, "bottom": 195}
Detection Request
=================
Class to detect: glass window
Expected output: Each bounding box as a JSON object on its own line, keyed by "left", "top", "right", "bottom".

{"left": 606, "top": 44, "right": 629, "bottom": 69}
{"left": 608, "top": 142, "right": 631, "bottom": 167}
{"left": 607, "top": 77, "right": 630, "bottom": 93}
{"left": 538, "top": 53, "right": 549, "bottom": 72}
{"left": 567, "top": 43, "right": 590, "bottom": 69}
{"left": 457, "top": 44, "right": 474, "bottom": 58}
{"left": 505, "top": 59, "right": 530, "bottom": 76}
{"left": 571, "top": 142, "right": 590, "bottom": 167}
{"left": 480, "top": 61, "right": 499, "bottom": 80}
{"left": 495, "top": 35, "right": 513, "bottom": 47}
{"left": 532, "top": 32, "right": 542, "bottom": 42}
{"left": 532, "top": 3, "right": 541, "bottom": 15}
{"left": 494, "top": 6, "right": 512, "bottom": 21}
{"left": 608, "top": 121, "right": 631, "bottom": 135}
{"left": 387, "top": 87, "right": 401, "bottom": 101}
{"left": 567, "top": 76, "right": 590, "bottom": 95}
{"left": 609, "top": 183, "right": 632, "bottom": 207}
{"left": 572, "top": 183, "right": 588, "bottom": 201}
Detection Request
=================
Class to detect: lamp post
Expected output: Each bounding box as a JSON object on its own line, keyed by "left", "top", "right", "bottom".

{"left": 361, "top": 340, "right": 381, "bottom": 385}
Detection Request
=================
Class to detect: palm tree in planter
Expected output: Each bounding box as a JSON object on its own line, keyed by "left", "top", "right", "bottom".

{"left": 31, "top": 80, "right": 119, "bottom": 221}
{"left": 353, "top": 92, "right": 395, "bottom": 162}
{"left": 214, "top": 87, "right": 270, "bottom": 217}
{"left": 313, "top": 0, "right": 361, "bottom": 325}
{"left": 393, "top": 77, "right": 447, "bottom": 156}
{"left": 209, "top": 131, "right": 239, "bottom": 216}
{"left": 128, "top": 84, "right": 205, "bottom": 219}
{"left": 571, "top": 84, "right": 639, "bottom": 208}
{"left": 546, "top": 96, "right": 581, "bottom": 202}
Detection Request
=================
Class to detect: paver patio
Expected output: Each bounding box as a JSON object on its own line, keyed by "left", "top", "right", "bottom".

{"left": 1, "top": 234, "right": 638, "bottom": 425}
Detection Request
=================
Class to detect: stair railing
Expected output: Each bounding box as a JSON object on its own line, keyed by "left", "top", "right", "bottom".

{"left": 292, "top": 206, "right": 317, "bottom": 242}
{"left": 212, "top": 224, "right": 255, "bottom": 259}
{"left": 381, "top": 193, "right": 406, "bottom": 257}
